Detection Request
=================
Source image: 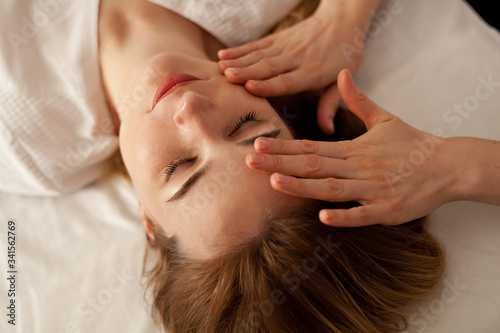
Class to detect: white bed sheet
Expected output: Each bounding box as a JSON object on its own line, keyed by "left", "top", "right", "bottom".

{"left": 356, "top": 0, "right": 500, "bottom": 332}
{"left": 1, "top": 0, "right": 499, "bottom": 332}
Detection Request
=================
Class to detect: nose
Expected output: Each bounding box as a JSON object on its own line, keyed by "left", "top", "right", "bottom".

{"left": 173, "top": 91, "right": 216, "bottom": 133}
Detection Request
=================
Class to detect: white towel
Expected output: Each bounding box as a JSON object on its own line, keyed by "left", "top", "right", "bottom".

{"left": 0, "top": 0, "right": 118, "bottom": 195}
{"left": 147, "top": 0, "right": 303, "bottom": 47}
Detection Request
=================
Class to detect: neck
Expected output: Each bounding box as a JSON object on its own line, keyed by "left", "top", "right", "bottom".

{"left": 98, "top": 0, "right": 225, "bottom": 130}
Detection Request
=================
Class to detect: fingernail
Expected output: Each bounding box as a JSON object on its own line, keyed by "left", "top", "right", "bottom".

{"left": 218, "top": 61, "right": 228, "bottom": 71}
{"left": 227, "top": 68, "right": 240, "bottom": 76}
{"left": 218, "top": 49, "right": 229, "bottom": 57}
{"left": 274, "top": 173, "right": 291, "bottom": 184}
{"left": 255, "top": 138, "right": 271, "bottom": 151}
{"left": 320, "top": 210, "right": 337, "bottom": 224}
{"left": 328, "top": 118, "right": 335, "bottom": 134}
{"left": 249, "top": 153, "right": 265, "bottom": 165}
{"left": 344, "top": 68, "right": 352, "bottom": 82}
{"left": 249, "top": 80, "right": 261, "bottom": 86}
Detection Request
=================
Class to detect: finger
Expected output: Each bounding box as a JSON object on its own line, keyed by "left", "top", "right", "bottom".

{"left": 220, "top": 46, "right": 282, "bottom": 72}
{"left": 317, "top": 83, "right": 340, "bottom": 135}
{"left": 223, "top": 55, "right": 295, "bottom": 84}
{"left": 246, "top": 152, "right": 359, "bottom": 179}
{"left": 269, "top": 173, "right": 369, "bottom": 203}
{"left": 337, "top": 69, "right": 394, "bottom": 130}
{"left": 254, "top": 137, "right": 351, "bottom": 159}
{"left": 217, "top": 60, "right": 230, "bottom": 73}
{"left": 319, "top": 205, "right": 386, "bottom": 227}
{"left": 217, "top": 38, "right": 274, "bottom": 60}
{"left": 244, "top": 69, "right": 317, "bottom": 96}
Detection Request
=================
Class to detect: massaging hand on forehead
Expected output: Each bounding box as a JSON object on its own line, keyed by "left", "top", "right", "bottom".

{"left": 217, "top": 0, "right": 500, "bottom": 226}
{"left": 218, "top": 0, "right": 381, "bottom": 134}
{"left": 246, "top": 69, "right": 500, "bottom": 227}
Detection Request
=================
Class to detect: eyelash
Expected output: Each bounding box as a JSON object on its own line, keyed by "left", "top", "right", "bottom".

{"left": 165, "top": 157, "right": 195, "bottom": 181}
{"left": 165, "top": 111, "right": 261, "bottom": 182}
{"left": 231, "top": 110, "right": 259, "bottom": 135}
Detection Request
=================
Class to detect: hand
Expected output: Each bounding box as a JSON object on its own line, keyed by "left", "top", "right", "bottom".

{"left": 246, "top": 69, "right": 460, "bottom": 227}
{"left": 217, "top": 1, "right": 372, "bottom": 134}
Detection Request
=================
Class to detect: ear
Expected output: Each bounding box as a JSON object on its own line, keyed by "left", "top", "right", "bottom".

{"left": 138, "top": 201, "right": 155, "bottom": 244}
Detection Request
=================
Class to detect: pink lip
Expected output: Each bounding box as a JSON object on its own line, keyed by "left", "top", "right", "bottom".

{"left": 151, "top": 74, "right": 201, "bottom": 110}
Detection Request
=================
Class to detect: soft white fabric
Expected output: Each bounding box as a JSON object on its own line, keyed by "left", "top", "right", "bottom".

{"left": 0, "top": 0, "right": 118, "bottom": 196}
{"left": 146, "top": 0, "right": 303, "bottom": 47}
{"left": 0, "top": 1, "right": 499, "bottom": 333}
{"left": 0, "top": 176, "right": 159, "bottom": 333}
{"left": 0, "top": 0, "right": 302, "bottom": 197}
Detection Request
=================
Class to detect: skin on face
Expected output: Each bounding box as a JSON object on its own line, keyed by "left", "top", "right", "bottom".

{"left": 117, "top": 52, "right": 307, "bottom": 258}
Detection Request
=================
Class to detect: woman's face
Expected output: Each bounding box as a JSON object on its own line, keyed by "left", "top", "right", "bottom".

{"left": 117, "top": 52, "right": 305, "bottom": 258}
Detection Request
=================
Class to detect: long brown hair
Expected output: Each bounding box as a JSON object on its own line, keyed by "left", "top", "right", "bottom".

{"left": 144, "top": 205, "right": 443, "bottom": 332}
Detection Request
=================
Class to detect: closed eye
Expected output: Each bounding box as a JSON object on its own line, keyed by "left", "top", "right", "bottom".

{"left": 164, "top": 128, "right": 281, "bottom": 182}
{"left": 228, "top": 111, "right": 259, "bottom": 137}
{"left": 238, "top": 128, "right": 282, "bottom": 145}
{"left": 228, "top": 110, "right": 282, "bottom": 144}
{"left": 164, "top": 111, "right": 278, "bottom": 185}
{"left": 165, "top": 157, "right": 196, "bottom": 182}
{"left": 164, "top": 111, "right": 258, "bottom": 182}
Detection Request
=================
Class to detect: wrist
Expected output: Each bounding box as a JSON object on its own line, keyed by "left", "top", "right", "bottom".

{"left": 443, "top": 137, "right": 500, "bottom": 205}
{"left": 315, "top": 0, "right": 382, "bottom": 27}
{"left": 440, "top": 137, "right": 473, "bottom": 203}
{"left": 314, "top": 0, "right": 382, "bottom": 53}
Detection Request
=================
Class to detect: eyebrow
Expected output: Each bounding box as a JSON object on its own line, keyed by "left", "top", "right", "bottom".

{"left": 166, "top": 163, "right": 210, "bottom": 203}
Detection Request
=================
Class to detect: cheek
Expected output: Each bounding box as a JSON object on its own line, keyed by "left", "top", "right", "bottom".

{"left": 119, "top": 125, "right": 162, "bottom": 201}
{"left": 120, "top": 117, "right": 164, "bottom": 168}
{"left": 119, "top": 126, "right": 142, "bottom": 177}
{"left": 118, "top": 130, "right": 135, "bottom": 176}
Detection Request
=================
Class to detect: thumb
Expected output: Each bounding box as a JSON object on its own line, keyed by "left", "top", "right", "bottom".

{"left": 337, "top": 68, "right": 390, "bottom": 130}
{"left": 317, "top": 83, "right": 340, "bottom": 134}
